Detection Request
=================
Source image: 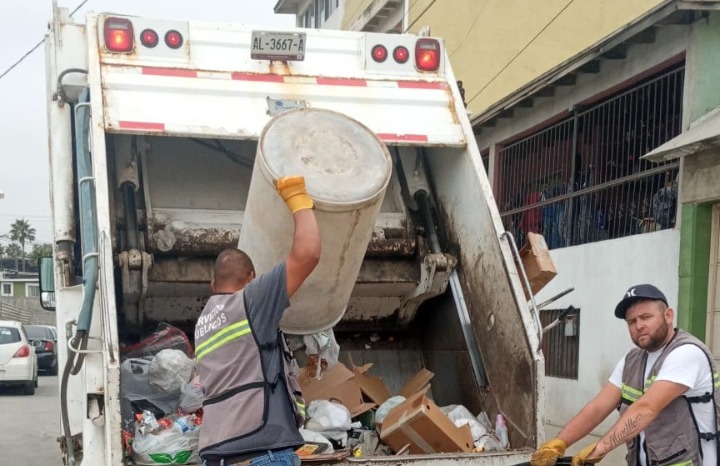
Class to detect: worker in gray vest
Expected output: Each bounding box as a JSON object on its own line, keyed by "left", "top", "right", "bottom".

{"left": 195, "top": 175, "right": 320, "bottom": 466}
{"left": 531, "top": 284, "right": 720, "bottom": 466}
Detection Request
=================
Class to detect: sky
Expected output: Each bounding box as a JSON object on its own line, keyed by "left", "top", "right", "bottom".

{"left": 0, "top": 0, "right": 294, "bottom": 247}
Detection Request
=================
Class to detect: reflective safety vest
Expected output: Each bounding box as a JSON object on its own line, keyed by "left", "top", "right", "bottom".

{"left": 620, "top": 329, "right": 720, "bottom": 466}
{"left": 195, "top": 291, "right": 305, "bottom": 460}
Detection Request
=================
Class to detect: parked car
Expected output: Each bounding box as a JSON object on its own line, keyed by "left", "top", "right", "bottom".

{"left": 25, "top": 324, "right": 58, "bottom": 375}
{"left": 0, "top": 320, "right": 38, "bottom": 395}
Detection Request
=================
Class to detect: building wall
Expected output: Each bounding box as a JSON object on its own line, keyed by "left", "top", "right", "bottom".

{"left": 540, "top": 229, "right": 680, "bottom": 430}
{"left": 400, "top": 0, "right": 667, "bottom": 115}
{"left": 471, "top": 24, "right": 689, "bottom": 428}
{"left": 477, "top": 24, "right": 688, "bottom": 184}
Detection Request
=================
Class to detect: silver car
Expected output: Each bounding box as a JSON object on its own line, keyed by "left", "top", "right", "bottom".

{"left": 0, "top": 320, "right": 39, "bottom": 395}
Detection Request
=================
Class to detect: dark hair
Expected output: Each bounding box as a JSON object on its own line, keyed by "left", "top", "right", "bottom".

{"left": 213, "top": 249, "right": 255, "bottom": 289}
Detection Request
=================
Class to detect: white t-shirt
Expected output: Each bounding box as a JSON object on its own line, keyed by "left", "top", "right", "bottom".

{"left": 609, "top": 344, "right": 716, "bottom": 466}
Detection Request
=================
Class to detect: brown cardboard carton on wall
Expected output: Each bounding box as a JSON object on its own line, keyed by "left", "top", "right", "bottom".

{"left": 379, "top": 391, "right": 474, "bottom": 454}
{"left": 519, "top": 232, "right": 558, "bottom": 299}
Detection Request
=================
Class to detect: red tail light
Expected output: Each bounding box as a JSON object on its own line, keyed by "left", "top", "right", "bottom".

{"left": 165, "top": 30, "right": 184, "bottom": 49}
{"left": 415, "top": 38, "right": 440, "bottom": 72}
{"left": 13, "top": 345, "right": 30, "bottom": 358}
{"left": 393, "top": 46, "right": 409, "bottom": 64}
{"left": 371, "top": 44, "right": 388, "bottom": 63}
{"left": 44, "top": 341, "right": 54, "bottom": 352}
{"left": 140, "top": 29, "right": 159, "bottom": 48}
{"left": 104, "top": 17, "right": 134, "bottom": 53}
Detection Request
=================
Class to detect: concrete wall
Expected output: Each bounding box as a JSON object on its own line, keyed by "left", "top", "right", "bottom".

{"left": 538, "top": 229, "right": 680, "bottom": 430}
{"left": 682, "top": 148, "right": 720, "bottom": 204}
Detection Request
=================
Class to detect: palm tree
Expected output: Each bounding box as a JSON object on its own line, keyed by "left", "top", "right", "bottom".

{"left": 9, "top": 219, "right": 36, "bottom": 271}
{"left": 6, "top": 243, "right": 22, "bottom": 272}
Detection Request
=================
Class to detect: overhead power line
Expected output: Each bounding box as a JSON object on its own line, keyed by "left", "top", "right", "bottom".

{"left": 466, "top": 0, "right": 576, "bottom": 106}
{"left": 0, "top": 0, "right": 92, "bottom": 81}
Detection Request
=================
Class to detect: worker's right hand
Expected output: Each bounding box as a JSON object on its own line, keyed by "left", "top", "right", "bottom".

{"left": 274, "top": 175, "right": 314, "bottom": 214}
{"left": 530, "top": 438, "right": 568, "bottom": 466}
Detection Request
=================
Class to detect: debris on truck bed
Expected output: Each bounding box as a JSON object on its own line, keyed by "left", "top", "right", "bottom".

{"left": 297, "top": 356, "right": 506, "bottom": 460}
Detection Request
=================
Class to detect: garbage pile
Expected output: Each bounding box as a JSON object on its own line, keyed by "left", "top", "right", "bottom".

{"left": 120, "top": 324, "right": 203, "bottom": 465}
{"left": 293, "top": 354, "right": 509, "bottom": 460}
{"left": 119, "top": 324, "right": 510, "bottom": 464}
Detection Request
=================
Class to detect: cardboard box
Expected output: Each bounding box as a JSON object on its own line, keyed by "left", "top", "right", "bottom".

{"left": 379, "top": 391, "right": 474, "bottom": 454}
{"left": 351, "top": 362, "right": 434, "bottom": 405}
{"left": 519, "top": 232, "right": 558, "bottom": 298}
{"left": 298, "top": 363, "right": 376, "bottom": 418}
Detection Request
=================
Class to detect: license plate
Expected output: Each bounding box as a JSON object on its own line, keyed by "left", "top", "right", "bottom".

{"left": 251, "top": 31, "right": 306, "bottom": 61}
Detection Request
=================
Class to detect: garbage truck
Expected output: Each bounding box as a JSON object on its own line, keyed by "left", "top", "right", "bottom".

{"left": 40, "top": 4, "right": 545, "bottom": 466}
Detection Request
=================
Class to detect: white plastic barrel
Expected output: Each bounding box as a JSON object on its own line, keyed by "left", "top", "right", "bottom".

{"left": 238, "top": 108, "right": 392, "bottom": 334}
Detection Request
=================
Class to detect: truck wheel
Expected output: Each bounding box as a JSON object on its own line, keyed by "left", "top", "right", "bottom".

{"left": 34, "top": 373, "right": 39, "bottom": 388}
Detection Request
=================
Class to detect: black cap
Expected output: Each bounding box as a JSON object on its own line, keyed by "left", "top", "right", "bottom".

{"left": 614, "top": 284, "right": 668, "bottom": 319}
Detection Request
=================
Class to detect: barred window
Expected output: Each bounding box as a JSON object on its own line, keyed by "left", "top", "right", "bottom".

{"left": 540, "top": 308, "right": 580, "bottom": 379}
{"left": 499, "top": 64, "right": 683, "bottom": 249}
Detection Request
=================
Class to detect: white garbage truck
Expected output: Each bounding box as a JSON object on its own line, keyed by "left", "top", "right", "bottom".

{"left": 40, "top": 4, "right": 545, "bottom": 465}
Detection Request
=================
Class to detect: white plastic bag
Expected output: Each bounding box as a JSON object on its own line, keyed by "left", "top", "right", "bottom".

{"left": 132, "top": 424, "right": 200, "bottom": 465}
{"left": 440, "top": 405, "right": 489, "bottom": 441}
{"left": 305, "top": 400, "right": 351, "bottom": 446}
{"left": 299, "top": 427, "right": 334, "bottom": 454}
{"left": 179, "top": 375, "right": 204, "bottom": 414}
{"left": 121, "top": 358, "right": 183, "bottom": 433}
{"left": 375, "top": 396, "right": 406, "bottom": 424}
{"left": 149, "top": 349, "right": 196, "bottom": 395}
{"left": 303, "top": 329, "right": 340, "bottom": 378}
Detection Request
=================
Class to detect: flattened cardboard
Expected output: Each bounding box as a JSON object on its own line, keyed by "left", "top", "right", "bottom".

{"left": 351, "top": 362, "right": 392, "bottom": 405}
{"left": 519, "top": 232, "right": 558, "bottom": 298}
{"left": 379, "top": 391, "right": 474, "bottom": 454}
{"left": 398, "top": 368, "right": 434, "bottom": 398}
{"left": 298, "top": 363, "right": 376, "bottom": 418}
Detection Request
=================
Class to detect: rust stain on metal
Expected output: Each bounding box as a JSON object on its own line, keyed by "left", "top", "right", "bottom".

{"left": 269, "top": 61, "right": 292, "bottom": 76}
{"left": 365, "top": 237, "right": 416, "bottom": 257}
{"left": 148, "top": 227, "right": 238, "bottom": 256}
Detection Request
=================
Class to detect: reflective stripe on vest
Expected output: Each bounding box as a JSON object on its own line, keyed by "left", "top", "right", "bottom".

{"left": 296, "top": 399, "right": 306, "bottom": 416}
{"left": 196, "top": 319, "right": 251, "bottom": 361}
{"left": 622, "top": 383, "right": 642, "bottom": 403}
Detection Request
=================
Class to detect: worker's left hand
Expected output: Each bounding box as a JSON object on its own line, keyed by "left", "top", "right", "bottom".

{"left": 274, "top": 175, "right": 314, "bottom": 214}
{"left": 571, "top": 443, "right": 605, "bottom": 466}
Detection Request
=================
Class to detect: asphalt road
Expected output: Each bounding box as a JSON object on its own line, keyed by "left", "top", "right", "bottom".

{"left": 0, "top": 374, "right": 62, "bottom": 465}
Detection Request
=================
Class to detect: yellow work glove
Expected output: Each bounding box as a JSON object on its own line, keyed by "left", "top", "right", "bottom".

{"left": 530, "top": 438, "right": 567, "bottom": 466}
{"left": 274, "top": 175, "right": 314, "bottom": 214}
{"left": 571, "top": 442, "right": 605, "bottom": 466}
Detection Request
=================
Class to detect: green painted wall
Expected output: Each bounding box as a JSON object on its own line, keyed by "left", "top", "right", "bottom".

{"left": 14, "top": 282, "right": 26, "bottom": 298}
{"left": 676, "top": 11, "right": 720, "bottom": 340}
{"left": 687, "top": 12, "right": 720, "bottom": 123}
{"left": 677, "top": 203, "right": 713, "bottom": 338}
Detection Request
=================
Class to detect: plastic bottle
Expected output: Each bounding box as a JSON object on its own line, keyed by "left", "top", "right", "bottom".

{"left": 173, "top": 414, "right": 198, "bottom": 434}
{"left": 495, "top": 413, "right": 509, "bottom": 449}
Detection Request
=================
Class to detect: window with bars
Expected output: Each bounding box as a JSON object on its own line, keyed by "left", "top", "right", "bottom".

{"left": 499, "top": 64, "right": 683, "bottom": 249}
{"left": 540, "top": 308, "right": 580, "bottom": 379}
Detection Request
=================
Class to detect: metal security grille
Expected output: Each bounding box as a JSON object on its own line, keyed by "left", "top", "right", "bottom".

{"left": 540, "top": 308, "right": 580, "bottom": 379}
{"left": 499, "top": 65, "right": 683, "bottom": 249}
